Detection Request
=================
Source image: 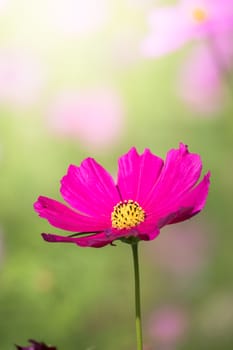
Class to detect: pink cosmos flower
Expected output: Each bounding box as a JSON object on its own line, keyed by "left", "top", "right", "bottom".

{"left": 16, "top": 339, "right": 56, "bottom": 350}
{"left": 141, "top": 0, "right": 233, "bottom": 57}
{"left": 34, "top": 143, "right": 210, "bottom": 248}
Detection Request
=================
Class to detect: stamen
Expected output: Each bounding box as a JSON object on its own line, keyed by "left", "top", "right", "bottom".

{"left": 111, "top": 200, "right": 145, "bottom": 230}
{"left": 192, "top": 7, "right": 207, "bottom": 22}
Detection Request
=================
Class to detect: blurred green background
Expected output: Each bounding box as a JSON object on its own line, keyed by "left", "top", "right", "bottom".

{"left": 0, "top": 1, "right": 233, "bottom": 349}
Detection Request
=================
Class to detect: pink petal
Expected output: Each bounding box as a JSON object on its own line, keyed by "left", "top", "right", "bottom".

{"left": 137, "top": 224, "right": 160, "bottom": 241}
{"left": 60, "top": 157, "right": 120, "bottom": 218}
{"left": 185, "top": 0, "right": 233, "bottom": 34}
{"left": 177, "top": 45, "right": 224, "bottom": 114}
{"left": 117, "top": 147, "right": 163, "bottom": 204}
{"left": 212, "top": 31, "right": 233, "bottom": 71}
{"left": 42, "top": 232, "right": 111, "bottom": 248}
{"left": 167, "top": 171, "right": 211, "bottom": 225}
{"left": 138, "top": 171, "right": 210, "bottom": 236}
{"left": 42, "top": 227, "right": 139, "bottom": 247}
{"left": 143, "top": 143, "right": 205, "bottom": 227}
{"left": 34, "top": 196, "right": 108, "bottom": 232}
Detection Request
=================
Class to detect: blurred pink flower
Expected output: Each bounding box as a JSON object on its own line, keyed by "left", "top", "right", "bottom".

{"left": 147, "top": 221, "right": 212, "bottom": 280}
{"left": 177, "top": 45, "right": 225, "bottom": 114}
{"left": 47, "top": 0, "right": 109, "bottom": 36}
{"left": 148, "top": 305, "right": 189, "bottom": 348}
{"left": 34, "top": 143, "right": 210, "bottom": 248}
{"left": 46, "top": 88, "right": 125, "bottom": 150}
{"left": 141, "top": 0, "right": 233, "bottom": 57}
{"left": 141, "top": 0, "right": 233, "bottom": 113}
{"left": 177, "top": 27, "right": 233, "bottom": 113}
{"left": 0, "top": 48, "right": 45, "bottom": 108}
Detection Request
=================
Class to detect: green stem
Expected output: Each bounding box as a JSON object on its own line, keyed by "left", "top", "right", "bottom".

{"left": 131, "top": 242, "right": 143, "bottom": 350}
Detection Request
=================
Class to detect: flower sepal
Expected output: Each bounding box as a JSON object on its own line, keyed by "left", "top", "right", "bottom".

{"left": 120, "top": 235, "right": 140, "bottom": 245}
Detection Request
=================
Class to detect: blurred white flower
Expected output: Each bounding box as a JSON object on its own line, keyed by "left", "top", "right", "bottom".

{"left": 0, "top": 0, "right": 8, "bottom": 12}
{"left": 0, "top": 48, "right": 45, "bottom": 108}
{"left": 47, "top": 0, "right": 110, "bottom": 36}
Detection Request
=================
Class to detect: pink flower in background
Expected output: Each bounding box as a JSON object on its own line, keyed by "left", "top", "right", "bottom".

{"left": 147, "top": 221, "right": 211, "bottom": 279}
{"left": 34, "top": 143, "right": 210, "bottom": 248}
{"left": 148, "top": 305, "right": 189, "bottom": 348}
{"left": 141, "top": 0, "right": 233, "bottom": 57}
{"left": 177, "top": 46, "right": 224, "bottom": 114}
{"left": 177, "top": 33, "right": 233, "bottom": 114}
{"left": 47, "top": 0, "right": 109, "bottom": 36}
{"left": 46, "top": 88, "right": 124, "bottom": 150}
{"left": 0, "top": 48, "right": 45, "bottom": 108}
{"left": 141, "top": 0, "right": 233, "bottom": 113}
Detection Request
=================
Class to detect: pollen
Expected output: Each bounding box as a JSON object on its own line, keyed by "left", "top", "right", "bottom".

{"left": 192, "top": 7, "right": 207, "bottom": 22}
{"left": 111, "top": 200, "right": 145, "bottom": 230}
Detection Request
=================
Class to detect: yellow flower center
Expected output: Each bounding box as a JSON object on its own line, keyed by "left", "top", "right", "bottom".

{"left": 111, "top": 200, "right": 145, "bottom": 230}
{"left": 192, "top": 7, "right": 207, "bottom": 22}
